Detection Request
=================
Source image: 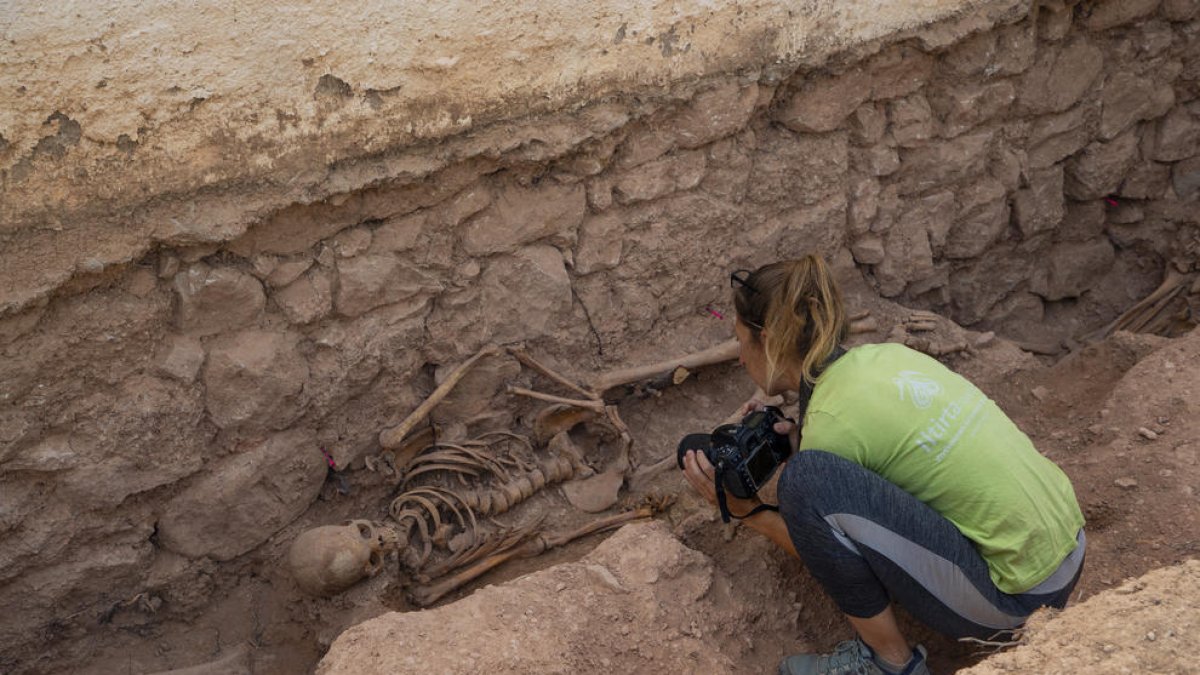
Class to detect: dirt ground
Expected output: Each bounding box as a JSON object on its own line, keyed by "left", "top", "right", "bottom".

{"left": 44, "top": 279, "right": 1196, "bottom": 675}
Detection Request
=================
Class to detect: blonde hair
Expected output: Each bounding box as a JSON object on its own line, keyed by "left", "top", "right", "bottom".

{"left": 732, "top": 255, "right": 847, "bottom": 387}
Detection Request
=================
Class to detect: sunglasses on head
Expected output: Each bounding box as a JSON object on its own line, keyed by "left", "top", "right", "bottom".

{"left": 730, "top": 269, "right": 759, "bottom": 295}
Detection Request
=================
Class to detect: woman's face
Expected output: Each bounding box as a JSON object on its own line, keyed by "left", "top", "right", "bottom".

{"left": 734, "top": 318, "right": 773, "bottom": 393}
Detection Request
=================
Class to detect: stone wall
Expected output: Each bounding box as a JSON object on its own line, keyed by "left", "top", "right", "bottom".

{"left": 2, "top": 0, "right": 1200, "bottom": 669}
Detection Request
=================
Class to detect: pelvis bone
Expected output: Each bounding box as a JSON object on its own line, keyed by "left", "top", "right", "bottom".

{"left": 287, "top": 520, "right": 399, "bottom": 596}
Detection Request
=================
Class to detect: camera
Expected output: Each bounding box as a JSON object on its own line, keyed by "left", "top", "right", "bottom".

{"left": 676, "top": 406, "right": 793, "bottom": 501}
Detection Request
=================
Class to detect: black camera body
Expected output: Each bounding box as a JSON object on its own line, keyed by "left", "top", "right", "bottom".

{"left": 677, "top": 406, "right": 793, "bottom": 501}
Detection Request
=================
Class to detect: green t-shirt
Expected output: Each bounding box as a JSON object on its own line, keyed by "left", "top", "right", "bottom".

{"left": 798, "top": 343, "right": 1084, "bottom": 594}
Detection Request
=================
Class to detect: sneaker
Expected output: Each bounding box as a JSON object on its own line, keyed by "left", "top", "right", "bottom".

{"left": 778, "top": 638, "right": 929, "bottom": 675}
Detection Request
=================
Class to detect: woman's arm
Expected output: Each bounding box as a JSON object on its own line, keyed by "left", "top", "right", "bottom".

{"left": 740, "top": 509, "right": 799, "bottom": 558}
{"left": 681, "top": 449, "right": 799, "bottom": 558}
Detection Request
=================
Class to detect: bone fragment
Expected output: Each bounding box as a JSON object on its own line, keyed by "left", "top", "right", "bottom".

{"left": 589, "top": 338, "right": 739, "bottom": 394}
{"left": 506, "top": 386, "right": 605, "bottom": 412}
{"left": 1087, "top": 268, "right": 1187, "bottom": 341}
{"left": 562, "top": 467, "right": 625, "bottom": 513}
{"left": 507, "top": 347, "right": 595, "bottom": 399}
{"left": 848, "top": 317, "right": 879, "bottom": 334}
{"left": 533, "top": 404, "right": 599, "bottom": 445}
{"left": 410, "top": 507, "right": 653, "bottom": 606}
{"left": 380, "top": 345, "right": 501, "bottom": 450}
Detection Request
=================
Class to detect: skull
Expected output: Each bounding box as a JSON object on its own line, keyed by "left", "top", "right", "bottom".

{"left": 287, "top": 520, "right": 399, "bottom": 596}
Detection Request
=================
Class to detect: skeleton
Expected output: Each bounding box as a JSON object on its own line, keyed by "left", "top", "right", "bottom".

{"left": 287, "top": 520, "right": 400, "bottom": 597}
{"left": 1086, "top": 266, "right": 1199, "bottom": 341}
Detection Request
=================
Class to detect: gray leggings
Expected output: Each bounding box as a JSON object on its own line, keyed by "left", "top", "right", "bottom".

{"left": 776, "top": 450, "right": 1085, "bottom": 640}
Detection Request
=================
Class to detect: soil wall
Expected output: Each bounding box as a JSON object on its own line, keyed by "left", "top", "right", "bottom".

{"left": 2, "top": 0, "right": 1200, "bottom": 671}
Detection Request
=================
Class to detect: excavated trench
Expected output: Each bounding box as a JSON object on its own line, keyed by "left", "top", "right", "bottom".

{"left": 3, "top": 1, "right": 1200, "bottom": 673}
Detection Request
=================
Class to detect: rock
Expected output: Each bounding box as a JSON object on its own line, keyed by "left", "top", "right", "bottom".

{"left": 574, "top": 212, "right": 625, "bottom": 275}
{"left": 474, "top": 245, "right": 573, "bottom": 346}
{"left": 156, "top": 335, "right": 206, "bottom": 383}
{"left": 776, "top": 69, "right": 871, "bottom": 133}
{"left": 974, "top": 331, "right": 996, "bottom": 347}
{"left": 614, "top": 127, "right": 676, "bottom": 168}
{"left": 1138, "top": 427, "right": 1160, "bottom": 440}
{"left": 874, "top": 192, "right": 954, "bottom": 296}
{"left": 950, "top": 252, "right": 1035, "bottom": 325}
{"left": 1031, "top": 386, "right": 1050, "bottom": 401}
{"left": 335, "top": 255, "right": 435, "bottom": 318}
{"left": 274, "top": 269, "right": 333, "bottom": 324}
{"left": 1065, "top": 131, "right": 1141, "bottom": 200}
{"left": 1080, "top": 0, "right": 1161, "bottom": 31}
{"left": 266, "top": 258, "right": 314, "bottom": 288}
{"left": 1057, "top": 199, "right": 1107, "bottom": 242}
{"left": 748, "top": 129, "right": 848, "bottom": 205}
{"left": 895, "top": 131, "right": 993, "bottom": 195}
{"left": 157, "top": 428, "right": 325, "bottom": 561}
{"left": 672, "top": 80, "right": 759, "bottom": 149}
{"left": 1146, "top": 107, "right": 1200, "bottom": 162}
{"left": 1120, "top": 162, "right": 1172, "bottom": 199}
{"left": 461, "top": 181, "right": 586, "bottom": 255}
{"left": 888, "top": 94, "right": 934, "bottom": 147}
{"left": 864, "top": 46, "right": 935, "bottom": 99}
{"left": 946, "top": 178, "right": 1009, "bottom": 259}
{"left": 202, "top": 330, "right": 309, "bottom": 430}
{"left": 562, "top": 468, "right": 624, "bottom": 513}
{"left": 1114, "top": 477, "right": 1139, "bottom": 489}
{"left": 990, "top": 147, "right": 1024, "bottom": 191}
{"left": 1172, "top": 156, "right": 1200, "bottom": 200}
{"left": 317, "top": 522, "right": 749, "bottom": 675}
{"left": 330, "top": 227, "right": 372, "bottom": 258}
{"left": 611, "top": 150, "right": 706, "bottom": 205}
{"left": 847, "top": 176, "right": 881, "bottom": 236}
{"left": 1013, "top": 166, "right": 1066, "bottom": 238}
{"left": 1039, "top": 6, "right": 1074, "bottom": 41}
{"left": 174, "top": 264, "right": 266, "bottom": 337}
{"left": 370, "top": 212, "right": 426, "bottom": 253}
{"left": 1100, "top": 72, "right": 1175, "bottom": 140}
{"left": 929, "top": 80, "right": 1015, "bottom": 138}
{"left": 851, "top": 146, "right": 901, "bottom": 177}
{"left": 1018, "top": 38, "right": 1105, "bottom": 115}
{"left": 850, "top": 234, "right": 886, "bottom": 265}
{"left": 1162, "top": 0, "right": 1200, "bottom": 20}
{"left": 1029, "top": 239, "right": 1116, "bottom": 301}
{"left": 1027, "top": 106, "right": 1091, "bottom": 169}
{"left": 849, "top": 103, "right": 886, "bottom": 145}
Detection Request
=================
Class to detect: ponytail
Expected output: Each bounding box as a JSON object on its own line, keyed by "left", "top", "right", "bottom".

{"left": 732, "top": 256, "right": 847, "bottom": 387}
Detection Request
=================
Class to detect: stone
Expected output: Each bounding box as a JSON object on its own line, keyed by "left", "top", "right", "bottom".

{"left": 614, "top": 127, "right": 676, "bottom": 168}
{"left": 329, "top": 227, "right": 372, "bottom": 258}
{"left": 863, "top": 46, "right": 935, "bottom": 100}
{"left": 462, "top": 181, "right": 586, "bottom": 255}
{"left": 1172, "top": 156, "right": 1200, "bottom": 200}
{"left": 1101, "top": 72, "right": 1175, "bottom": 140}
{"left": 1065, "top": 131, "right": 1141, "bottom": 200}
{"left": 265, "top": 258, "right": 314, "bottom": 288}
{"left": 943, "top": 31, "right": 997, "bottom": 76}
{"left": 202, "top": 329, "right": 309, "bottom": 430}
{"left": 895, "top": 131, "right": 993, "bottom": 195}
{"left": 611, "top": 150, "right": 707, "bottom": 205}
{"left": 949, "top": 251, "right": 1035, "bottom": 325}
{"left": 748, "top": 129, "right": 848, "bottom": 206}
{"left": 1018, "top": 39, "right": 1105, "bottom": 115}
{"left": 672, "top": 80, "right": 759, "bottom": 149}
{"left": 1138, "top": 427, "right": 1160, "bottom": 440}
{"left": 435, "top": 183, "right": 493, "bottom": 227}
{"left": 157, "top": 428, "right": 325, "bottom": 561}
{"left": 1039, "top": 7, "right": 1074, "bottom": 41}
{"left": 916, "top": 190, "right": 957, "bottom": 256}
{"left": 946, "top": 179, "right": 1009, "bottom": 259}
{"left": 873, "top": 191, "right": 953, "bottom": 296}
{"left": 848, "top": 176, "right": 881, "bottom": 236}
{"left": 156, "top": 335, "right": 206, "bottom": 383}
{"left": 849, "top": 103, "right": 887, "bottom": 145}
{"left": 586, "top": 176, "right": 614, "bottom": 211}
{"left": 850, "top": 234, "right": 886, "bottom": 265}
{"left": 1057, "top": 199, "right": 1106, "bottom": 242}
{"left": 851, "top": 146, "right": 901, "bottom": 177}
{"left": 174, "top": 264, "right": 266, "bottom": 337}
{"left": 1146, "top": 107, "right": 1200, "bottom": 162}
{"left": 888, "top": 94, "right": 934, "bottom": 147}
{"left": 274, "top": 269, "right": 333, "bottom": 325}
{"left": 1114, "top": 477, "right": 1138, "bottom": 489}
{"left": 993, "top": 21, "right": 1037, "bottom": 76}
{"left": 1029, "top": 239, "right": 1116, "bottom": 301}
{"left": 929, "top": 80, "right": 1015, "bottom": 138}
{"left": 1014, "top": 166, "right": 1066, "bottom": 238}
{"left": 575, "top": 212, "right": 625, "bottom": 274}
{"left": 335, "top": 255, "right": 435, "bottom": 318}
{"left": 1080, "top": 0, "right": 1161, "bottom": 31}
{"left": 700, "top": 131, "right": 755, "bottom": 201}
{"left": 776, "top": 69, "right": 871, "bottom": 133}
{"left": 1162, "top": 0, "right": 1200, "bottom": 20}
{"left": 1108, "top": 202, "right": 1144, "bottom": 224}
{"left": 1120, "top": 162, "right": 1172, "bottom": 199}
{"left": 1027, "top": 106, "right": 1091, "bottom": 169}
{"left": 477, "top": 246, "right": 573, "bottom": 345}
{"left": 1031, "top": 385, "right": 1050, "bottom": 401}
{"left": 370, "top": 212, "right": 425, "bottom": 253}
{"left": 990, "top": 147, "right": 1024, "bottom": 191}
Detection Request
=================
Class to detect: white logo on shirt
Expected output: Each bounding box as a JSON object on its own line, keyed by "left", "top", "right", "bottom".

{"left": 893, "top": 370, "right": 941, "bottom": 409}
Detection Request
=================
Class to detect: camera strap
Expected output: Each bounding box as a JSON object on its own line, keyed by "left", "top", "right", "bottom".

{"left": 714, "top": 467, "right": 779, "bottom": 523}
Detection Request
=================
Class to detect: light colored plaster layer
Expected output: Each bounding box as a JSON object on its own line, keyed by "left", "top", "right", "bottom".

{"left": 0, "top": 0, "right": 1026, "bottom": 316}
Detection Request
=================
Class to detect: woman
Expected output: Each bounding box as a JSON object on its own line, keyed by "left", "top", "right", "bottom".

{"left": 680, "top": 256, "right": 1085, "bottom": 675}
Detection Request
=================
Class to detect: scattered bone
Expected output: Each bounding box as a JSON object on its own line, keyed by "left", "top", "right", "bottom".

{"left": 1031, "top": 386, "right": 1050, "bottom": 402}
{"left": 1138, "top": 427, "right": 1159, "bottom": 441}
{"left": 287, "top": 520, "right": 399, "bottom": 596}
{"left": 532, "top": 404, "right": 598, "bottom": 445}
{"left": 562, "top": 467, "right": 625, "bottom": 513}
{"left": 848, "top": 317, "right": 879, "bottom": 334}
{"left": 1088, "top": 268, "right": 1190, "bottom": 341}
{"left": 380, "top": 344, "right": 502, "bottom": 450}
{"left": 409, "top": 506, "right": 654, "bottom": 606}
{"left": 974, "top": 331, "right": 996, "bottom": 348}
{"left": 849, "top": 309, "right": 871, "bottom": 321}
{"left": 1114, "top": 477, "right": 1139, "bottom": 489}
{"left": 588, "top": 338, "right": 739, "bottom": 394}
